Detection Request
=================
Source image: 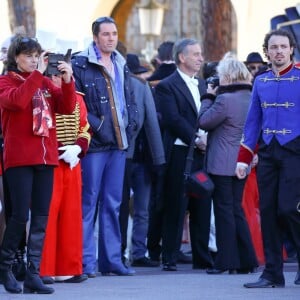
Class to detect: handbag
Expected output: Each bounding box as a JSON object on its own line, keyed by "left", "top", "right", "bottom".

{"left": 183, "top": 129, "right": 214, "bottom": 200}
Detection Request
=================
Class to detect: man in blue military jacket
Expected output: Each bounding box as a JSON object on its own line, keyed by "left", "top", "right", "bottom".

{"left": 236, "top": 29, "right": 300, "bottom": 288}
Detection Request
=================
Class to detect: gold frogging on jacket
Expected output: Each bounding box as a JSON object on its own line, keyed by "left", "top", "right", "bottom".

{"left": 259, "top": 76, "right": 300, "bottom": 82}
{"left": 261, "top": 101, "right": 295, "bottom": 108}
{"left": 56, "top": 102, "right": 90, "bottom": 145}
{"left": 263, "top": 128, "right": 292, "bottom": 135}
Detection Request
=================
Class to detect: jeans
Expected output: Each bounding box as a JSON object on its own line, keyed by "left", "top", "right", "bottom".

{"left": 81, "top": 150, "right": 126, "bottom": 274}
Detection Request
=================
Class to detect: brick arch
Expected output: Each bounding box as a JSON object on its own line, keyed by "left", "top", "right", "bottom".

{"left": 111, "top": 0, "right": 137, "bottom": 44}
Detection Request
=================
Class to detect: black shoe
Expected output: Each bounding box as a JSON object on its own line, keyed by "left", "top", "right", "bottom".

{"left": 63, "top": 274, "right": 88, "bottom": 283}
{"left": 131, "top": 257, "right": 160, "bottom": 267}
{"left": 1, "top": 270, "right": 22, "bottom": 293}
{"left": 23, "top": 271, "right": 54, "bottom": 294}
{"left": 177, "top": 251, "right": 192, "bottom": 264}
{"left": 85, "top": 272, "right": 97, "bottom": 278}
{"left": 162, "top": 263, "right": 177, "bottom": 271}
{"left": 41, "top": 276, "right": 55, "bottom": 284}
{"left": 206, "top": 268, "right": 228, "bottom": 274}
{"left": 295, "top": 270, "right": 300, "bottom": 285}
{"left": 101, "top": 267, "right": 135, "bottom": 276}
{"left": 244, "top": 278, "right": 285, "bottom": 288}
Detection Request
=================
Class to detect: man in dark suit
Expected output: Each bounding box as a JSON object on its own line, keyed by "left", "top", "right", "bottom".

{"left": 155, "top": 38, "right": 214, "bottom": 271}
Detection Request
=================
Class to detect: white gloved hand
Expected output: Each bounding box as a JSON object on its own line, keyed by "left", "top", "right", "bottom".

{"left": 58, "top": 145, "right": 81, "bottom": 170}
{"left": 235, "top": 162, "right": 248, "bottom": 179}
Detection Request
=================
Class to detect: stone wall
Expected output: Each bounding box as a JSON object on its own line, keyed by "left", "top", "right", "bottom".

{"left": 123, "top": 0, "right": 204, "bottom": 59}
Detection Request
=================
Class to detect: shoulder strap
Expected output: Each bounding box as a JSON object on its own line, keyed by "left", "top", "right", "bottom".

{"left": 183, "top": 120, "right": 199, "bottom": 180}
{"left": 100, "top": 69, "right": 124, "bottom": 149}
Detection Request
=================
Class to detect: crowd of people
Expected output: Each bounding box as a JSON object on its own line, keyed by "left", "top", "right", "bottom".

{"left": 0, "top": 16, "right": 299, "bottom": 295}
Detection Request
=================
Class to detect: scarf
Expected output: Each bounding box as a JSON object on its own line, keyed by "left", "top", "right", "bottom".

{"left": 8, "top": 71, "right": 54, "bottom": 137}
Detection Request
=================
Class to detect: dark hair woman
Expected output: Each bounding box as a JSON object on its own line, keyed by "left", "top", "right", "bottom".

{"left": 0, "top": 36, "right": 76, "bottom": 294}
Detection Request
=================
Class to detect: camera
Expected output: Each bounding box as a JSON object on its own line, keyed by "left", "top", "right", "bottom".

{"left": 206, "top": 75, "right": 219, "bottom": 88}
{"left": 46, "top": 49, "right": 72, "bottom": 75}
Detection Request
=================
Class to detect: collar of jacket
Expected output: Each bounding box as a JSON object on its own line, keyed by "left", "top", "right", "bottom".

{"left": 217, "top": 83, "right": 252, "bottom": 95}
{"left": 276, "top": 62, "right": 293, "bottom": 76}
{"left": 79, "top": 42, "right": 126, "bottom": 68}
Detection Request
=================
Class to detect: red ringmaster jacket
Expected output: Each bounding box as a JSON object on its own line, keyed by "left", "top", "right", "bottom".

{"left": 0, "top": 70, "right": 76, "bottom": 170}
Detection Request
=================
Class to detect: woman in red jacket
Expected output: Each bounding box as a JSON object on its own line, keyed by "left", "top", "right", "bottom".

{"left": 0, "top": 36, "right": 76, "bottom": 294}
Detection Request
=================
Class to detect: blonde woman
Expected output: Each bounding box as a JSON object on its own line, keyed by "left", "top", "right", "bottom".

{"left": 199, "top": 53, "right": 258, "bottom": 274}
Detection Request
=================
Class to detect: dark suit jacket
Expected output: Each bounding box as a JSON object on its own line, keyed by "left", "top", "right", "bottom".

{"left": 155, "top": 70, "right": 206, "bottom": 162}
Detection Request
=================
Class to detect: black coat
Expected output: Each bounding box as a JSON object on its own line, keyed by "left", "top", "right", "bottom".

{"left": 155, "top": 70, "right": 206, "bottom": 162}
{"left": 147, "top": 63, "right": 177, "bottom": 81}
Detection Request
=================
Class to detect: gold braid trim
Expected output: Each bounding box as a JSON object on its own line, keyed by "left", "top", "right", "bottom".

{"left": 78, "top": 123, "right": 91, "bottom": 145}
{"left": 56, "top": 102, "right": 80, "bottom": 145}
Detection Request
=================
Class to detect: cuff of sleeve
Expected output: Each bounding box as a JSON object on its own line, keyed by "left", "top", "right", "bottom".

{"left": 237, "top": 144, "right": 254, "bottom": 165}
{"left": 237, "top": 162, "right": 249, "bottom": 169}
{"left": 75, "top": 138, "right": 89, "bottom": 158}
{"left": 200, "top": 93, "right": 216, "bottom": 102}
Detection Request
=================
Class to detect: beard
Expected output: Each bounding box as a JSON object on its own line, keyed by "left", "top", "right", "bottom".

{"left": 273, "top": 58, "right": 290, "bottom": 68}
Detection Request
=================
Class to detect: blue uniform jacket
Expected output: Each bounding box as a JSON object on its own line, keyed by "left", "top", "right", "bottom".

{"left": 242, "top": 63, "right": 300, "bottom": 152}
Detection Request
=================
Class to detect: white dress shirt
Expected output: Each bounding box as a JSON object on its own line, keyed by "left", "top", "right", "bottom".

{"left": 174, "top": 68, "right": 205, "bottom": 146}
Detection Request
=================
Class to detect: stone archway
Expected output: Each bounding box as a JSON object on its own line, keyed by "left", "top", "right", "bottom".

{"left": 111, "top": 0, "right": 136, "bottom": 44}
{"left": 111, "top": 0, "right": 236, "bottom": 61}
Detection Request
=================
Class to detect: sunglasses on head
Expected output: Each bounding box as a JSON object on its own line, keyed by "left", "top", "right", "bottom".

{"left": 20, "top": 37, "right": 38, "bottom": 43}
{"left": 92, "top": 16, "right": 115, "bottom": 30}
{"left": 93, "top": 16, "right": 115, "bottom": 24}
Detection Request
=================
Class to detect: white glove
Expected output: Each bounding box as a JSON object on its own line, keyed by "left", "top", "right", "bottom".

{"left": 58, "top": 145, "right": 81, "bottom": 169}
{"left": 235, "top": 162, "right": 248, "bottom": 179}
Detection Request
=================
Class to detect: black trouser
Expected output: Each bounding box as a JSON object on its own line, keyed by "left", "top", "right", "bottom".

{"left": 146, "top": 161, "right": 166, "bottom": 261}
{"left": 162, "top": 146, "right": 213, "bottom": 267}
{"left": 257, "top": 138, "right": 300, "bottom": 283}
{"left": 5, "top": 165, "right": 54, "bottom": 222}
{"left": 210, "top": 174, "right": 258, "bottom": 270}
{"left": 2, "top": 170, "right": 27, "bottom": 253}
{"left": 0, "top": 165, "right": 54, "bottom": 271}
